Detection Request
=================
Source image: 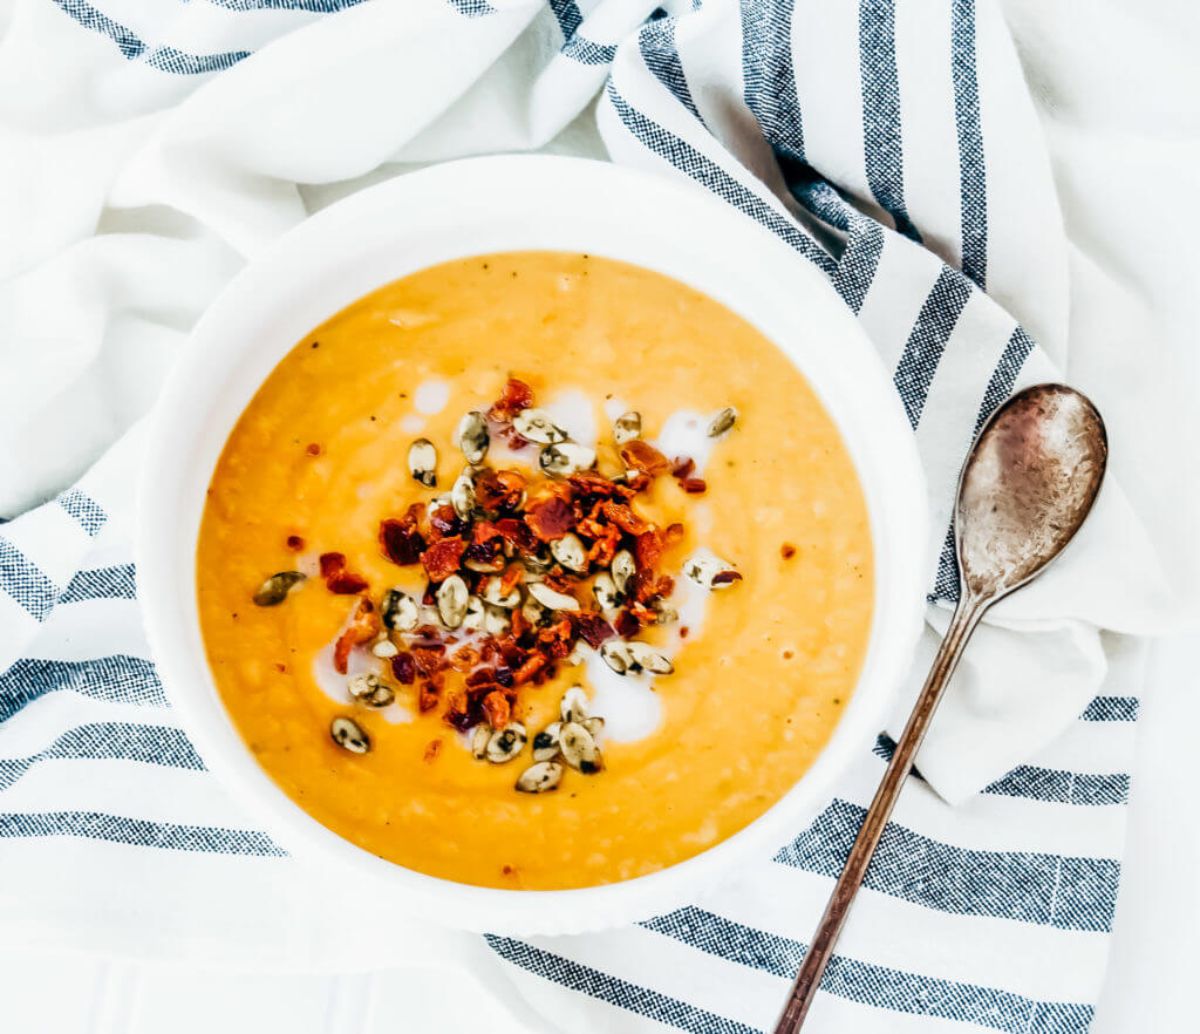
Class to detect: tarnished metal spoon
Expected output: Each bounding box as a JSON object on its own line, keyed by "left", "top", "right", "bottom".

{"left": 775, "top": 384, "right": 1108, "bottom": 1032}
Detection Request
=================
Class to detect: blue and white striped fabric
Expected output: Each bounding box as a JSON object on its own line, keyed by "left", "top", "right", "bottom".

{"left": 0, "top": 0, "right": 1176, "bottom": 1029}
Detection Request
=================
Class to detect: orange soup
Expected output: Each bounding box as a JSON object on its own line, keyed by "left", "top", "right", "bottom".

{"left": 196, "top": 252, "right": 872, "bottom": 890}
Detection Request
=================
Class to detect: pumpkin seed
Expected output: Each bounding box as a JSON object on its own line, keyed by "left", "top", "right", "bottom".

{"left": 612, "top": 410, "right": 641, "bottom": 445}
{"left": 455, "top": 411, "right": 490, "bottom": 465}
{"left": 559, "top": 722, "right": 602, "bottom": 774}
{"left": 522, "top": 597, "right": 549, "bottom": 626}
{"left": 522, "top": 551, "right": 553, "bottom": 575}
{"left": 381, "top": 589, "right": 419, "bottom": 632}
{"left": 407, "top": 438, "right": 438, "bottom": 487}
{"left": 252, "top": 571, "right": 306, "bottom": 606}
{"left": 481, "top": 576, "right": 521, "bottom": 609}
{"left": 451, "top": 468, "right": 476, "bottom": 518}
{"left": 486, "top": 722, "right": 527, "bottom": 763}
{"left": 531, "top": 722, "right": 562, "bottom": 762}
{"left": 513, "top": 408, "right": 568, "bottom": 445}
{"left": 683, "top": 552, "right": 742, "bottom": 590}
{"left": 471, "top": 723, "right": 492, "bottom": 760}
{"left": 707, "top": 406, "right": 738, "bottom": 438}
{"left": 462, "top": 595, "right": 487, "bottom": 633}
{"left": 418, "top": 603, "right": 444, "bottom": 628}
{"left": 539, "top": 442, "right": 596, "bottom": 478}
{"left": 610, "top": 550, "right": 636, "bottom": 596}
{"left": 560, "top": 685, "right": 590, "bottom": 724}
{"left": 629, "top": 641, "right": 674, "bottom": 674}
{"left": 652, "top": 599, "right": 679, "bottom": 625}
{"left": 330, "top": 716, "right": 370, "bottom": 754}
{"left": 592, "top": 571, "right": 620, "bottom": 614}
{"left": 550, "top": 532, "right": 588, "bottom": 573}
{"left": 436, "top": 574, "right": 469, "bottom": 628}
{"left": 371, "top": 636, "right": 399, "bottom": 659}
{"left": 516, "top": 760, "right": 563, "bottom": 793}
{"left": 347, "top": 673, "right": 395, "bottom": 707}
{"left": 583, "top": 716, "right": 605, "bottom": 738}
{"left": 527, "top": 581, "right": 580, "bottom": 612}
{"left": 483, "top": 603, "right": 512, "bottom": 636}
{"left": 600, "top": 639, "right": 635, "bottom": 675}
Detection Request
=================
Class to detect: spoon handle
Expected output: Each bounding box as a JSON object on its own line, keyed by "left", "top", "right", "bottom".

{"left": 773, "top": 594, "right": 987, "bottom": 1033}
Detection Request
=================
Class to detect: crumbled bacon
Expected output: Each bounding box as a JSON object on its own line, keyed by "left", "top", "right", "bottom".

{"left": 423, "top": 739, "right": 443, "bottom": 763}
{"left": 672, "top": 457, "right": 695, "bottom": 480}
{"left": 601, "top": 501, "right": 649, "bottom": 536}
{"left": 333, "top": 599, "right": 379, "bottom": 674}
{"left": 429, "top": 505, "right": 465, "bottom": 541}
{"left": 488, "top": 377, "right": 534, "bottom": 422}
{"left": 379, "top": 518, "right": 425, "bottom": 566}
{"left": 474, "top": 469, "right": 526, "bottom": 514}
{"left": 680, "top": 478, "right": 707, "bottom": 494}
{"left": 493, "top": 517, "right": 536, "bottom": 553}
{"left": 391, "top": 652, "right": 416, "bottom": 684}
{"left": 620, "top": 440, "right": 671, "bottom": 477}
{"left": 481, "top": 691, "right": 511, "bottom": 730}
{"left": 635, "top": 528, "right": 665, "bottom": 571}
{"left": 319, "top": 552, "right": 369, "bottom": 594}
{"left": 421, "top": 536, "right": 466, "bottom": 582}
{"left": 576, "top": 611, "right": 616, "bottom": 649}
{"left": 525, "top": 495, "right": 576, "bottom": 541}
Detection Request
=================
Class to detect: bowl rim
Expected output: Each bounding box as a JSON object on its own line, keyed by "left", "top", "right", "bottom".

{"left": 135, "top": 153, "right": 929, "bottom": 935}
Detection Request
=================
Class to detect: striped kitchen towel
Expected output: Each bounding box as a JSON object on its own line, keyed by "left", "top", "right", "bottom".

{"left": 0, "top": 0, "right": 1183, "bottom": 1030}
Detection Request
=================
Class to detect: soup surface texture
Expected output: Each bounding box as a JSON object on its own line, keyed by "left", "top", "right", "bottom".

{"left": 197, "top": 252, "right": 872, "bottom": 890}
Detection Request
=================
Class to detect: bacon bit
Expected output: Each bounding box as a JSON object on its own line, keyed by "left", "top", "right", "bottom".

{"left": 498, "top": 564, "right": 524, "bottom": 597}
{"left": 781, "top": 543, "right": 797, "bottom": 559}
{"left": 333, "top": 599, "right": 380, "bottom": 674}
{"left": 319, "top": 552, "right": 369, "bottom": 594}
{"left": 391, "top": 653, "right": 416, "bottom": 684}
{"left": 712, "top": 570, "right": 744, "bottom": 587}
{"left": 601, "top": 500, "right": 649, "bottom": 535}
{"left": 423, "top": 739, "right": 443, "bottom": 763}
{"left": 567, "top": 470, "right": 634, "bottom": 500}
{"left": 475, "top": 468, "right": 526, "bottom": 513}
{"left": 429, "top": 505, "right": 465, "bottom": 541}
{"left": 418, "top": 682, "right": 440, "bottom": 713}
{"left": 525, "top": 495, "right": 576, "bottom": 541}
{"left": 614, "top": 610, "right": 639, "bottom": 638}
{"left": 448, "top": 646, "right": 480, "bottom": 672}
{"left": 635, "top": 528, "right": 665, "bottom": 571}
{"left": 679, "top": 626, "right": 690, "bottom": 639}
{"left": 627, "top": 600, "right": 659, "bottom": 626}
{"left": 664, "top": 522, "right": 685, "bottom": 547}
{"left": 482, "top": 691, "right": 511, "bottom": 730}
{"left": 586, "top": 529, "right": 620, "bottom": 567}
{"left": 305, "top": 443, "right": 322, "bottom": 456}
{"left": 379, "top": 518, "right": 425, "bottom": 566}
{"left": 488, "top": 377, "right": 535, "bottom": 422}
{"left": 631, "top": 571, "right": 674, "bottom": 604}
{"left": 576, "top": 611, "right": 616, "bottom": 649}
{"left": 541, "top": 569, "right": 576, "bottom": 594}
{"left": 509, "top": 605, "right": 529, "bottom": 639}
{"left": 671, "top": 456, "right": 695, "bottom": 479}
{"left": 462, "top": 538, "right": 505, "bottom": 572}
{"left": 319, "top": 552, "right": 345, "bottom": 579}
{"left": 680, "top": 477, "right": 707, "bottom": 495}
{"left": 493, "top": 517, "right": 536, "bottom": 553}
{"left": 421, "top": 536, "right": 466, "bottom": 582}
{"left": 412, "top": 645, "right": 447, "bottom": 678}
{"left": 620, "top": 440, "right": 671, "bottom": 477}
{"left": 285, "top": 535, "right": 305, "bottom": 551}
{"left": 513, "top": 653, "right": 547, "bottom": 685}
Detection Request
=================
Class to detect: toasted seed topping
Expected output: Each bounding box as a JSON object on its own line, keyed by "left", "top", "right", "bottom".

{"left": 522, "top": 597, "right": 548, "bottom": 625}
{"left": 522, "top": 551, "right": 553, "bottom": 575}
{"left": 532, "top": 722, "right": 562, "bottom": 762}
{"left": 381, "top": 588, "right": 420, "bottom": 631}
{"left": 539, "top": 442, "right": 596, "bottom": 478}
{"left": 610, "top": 549, "right": 636, "bottom": 596}
{"left": 371, "top": 637, "right": 399, "bottom": 659}
{"left": 652, "top": 598, "right": 679, "bottom": 625}
{"left": 707, "top": 406, "right": 738, "bottom": 438}
{"left": 347, "top": 673, "right": 395, "bottom": 707}
{"left": 483, "top": 602, "right": 512, "bottom": 636}
{"left": 629, "top": 641, "right": 674, "bottom": 674}
{"left": 451, "top": 468, "right": 476, "bottom": 518}
{"left": 550, "top": 532, "right": 588, "bottom": 573}
{"left": 600, "top": 639, "right": 635, "bottom": 675}
{"left": 560, "top": 686, "right": 590, "bottom": 724}
{"left": 481, "top": 576, "right": 521, "bottom": 609}
{"left": 417, "top": 603, "right": 443, "bottom": 628}
{"left": 559, "top": 722, "right": 603, "bottom": 773}
{"left": 471, "top": 723, "right": 492, "bottom": 760}
{"left": 486, "top": 722, "right": 527, "bottom": 763}
{"left": 461, "top": 595, "right": 487, "bottom": 632}
{"left": 252, "top": 571, "right": 306, "bottom": 606}
{"left": 592, "top": 571, "right": 620, "bottom": 613}
{"left": 436, "top": 574, "right": 469, "bottom": 628}
{"left": 612, "top": 411, "right": 642, "bottom": 445}
{"left": 455, "top": 411, "right": 490, "bottom": 465}
{"left": 330, "top": 716, "right": 370, "bottom": 754}
{"left": 407, "top": 438, "right": 438, "bottom": 487}
{"left": 583, "top": 716, "right": 605, "bottom": 737}
{"left": 527, "top": 581, "right": 580, "bottom": 612}
{"left": 683, "top": 552, "right": 742, "bottom": 590}
{"left": 516, "top": 760, "right": 563, "bottom": 793}
{"left": 513, "top": 408, "right": 568, "bottom": 445}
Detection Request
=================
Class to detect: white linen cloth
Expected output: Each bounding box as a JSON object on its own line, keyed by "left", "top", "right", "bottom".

{"left": 1, "top": 1, "right": 1197, "bottom": 1031}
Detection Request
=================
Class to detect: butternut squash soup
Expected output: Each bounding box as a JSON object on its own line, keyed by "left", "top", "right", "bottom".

{"left": 196, "top": 252, "right": 872, "bottom": 890}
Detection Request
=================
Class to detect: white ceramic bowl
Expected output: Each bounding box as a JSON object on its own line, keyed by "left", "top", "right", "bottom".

{"left": 137, "top": 154, "right": 927, "bottom": 935}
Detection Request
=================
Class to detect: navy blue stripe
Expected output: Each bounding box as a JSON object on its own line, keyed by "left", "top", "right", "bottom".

{"left": 793, "top": 181, "right": 886, "bottom": 315}
{"left": 50, "top": 1, "right": 249, "bottom": 75}
{"left": 59, "top": 563, "right": 137, "bottom": 604}
{"left": 858, "top": 0, "right": 920, "bottom": 241}
{"left": 873, "top": 735, "right": 1129, "bottom": 806}
{"left": 892, "top": 266, "right": 974, "bottom": 428}
{"left": 741, "top": 0, "right": 804, "bottom": 163}
{"left": 1081, "top": 696, "right": 1139, "bottom": 723}
{"left": 0, "top": 539, "right": 58, "bottom": 621}
{"left": 0, "top": 811, "right": 282, "bottom": 856}
{"left": 638, "top": 17, "right": 701, "bottom": 120}
{"left": 208, "top": 0, "right": 368, "bottom": 10}
{"left": 0, "top": 656, "right": 164, "bottom": 724}
{"left": 484, "top": 935, "right": 756, "bottom": 1034}
{"left": 774, "top": 799, "right": 1118, "bottom": 931}
{"left": 951, "top": 0, "right": 988, "bottom": 287}
{"left": 547, "top": 0, "right": 583, "bottom": 40}
{"left": 643, "top": 908, "right": 1093, "bottom": 1034}
{"left": 562, "top": 35, "right": 617, "bottom": 65}
{"left": 445, "top": 0, "right": 496, "bottom": 16}
{"left": 931, "top": 521, "right": 960, "bottom": 601}
{"left": 57, "top": 489, "right": 106, "bottom": 537}
{"left": 0, "top": 722, "right": 203, "bottom": 792}
{"left": 608, "top": 86, "right": 837, "bottom": 277}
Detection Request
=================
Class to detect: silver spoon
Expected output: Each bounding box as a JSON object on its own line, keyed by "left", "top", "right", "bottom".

{"left": 775, "top": 383, "right": 1108, "bottom": 1032}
